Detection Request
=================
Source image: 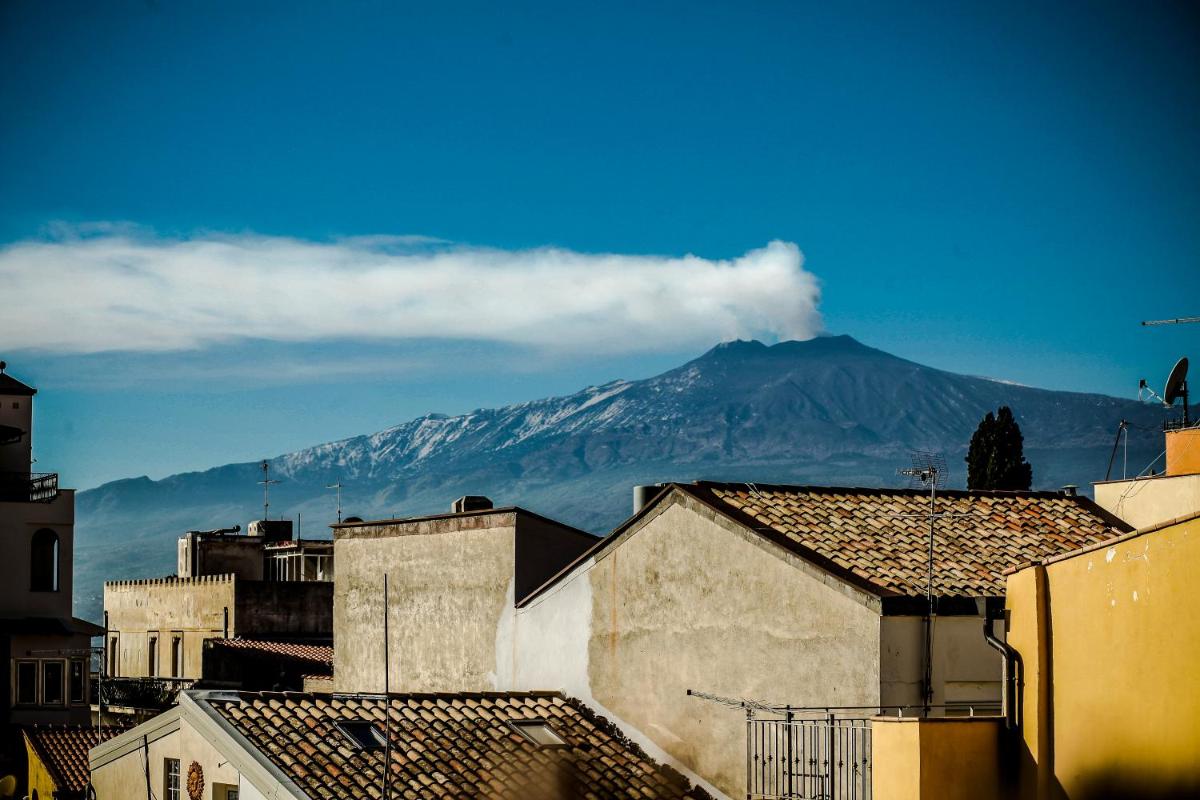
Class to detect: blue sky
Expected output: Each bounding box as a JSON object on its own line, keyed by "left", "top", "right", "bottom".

{"left": 2, "top": 0, "right": 1198, "bottom": 489}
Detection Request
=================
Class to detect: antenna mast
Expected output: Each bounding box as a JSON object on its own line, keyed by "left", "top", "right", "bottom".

{"left": 258, "top": 460, "right": 280, "bottom": 520}
{"left": 898, "top": 451, "right": 947, "bottom": 712}
{"left": 1141, "top": 316, "right": 1200, "bottom": 326}
{"left": 327, "top": 480, "right": 344, "bottom": 523}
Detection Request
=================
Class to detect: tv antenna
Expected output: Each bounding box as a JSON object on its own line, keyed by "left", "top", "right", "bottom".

{"left": 258, "top": 460, "right": 280, "bottom": 520}
{"left": 1141, "top": 316, "right": 1199, "bottom": 326}
{"left": 326, "top": 480, "right": 344, "bottom": 523}
{"left": 892, "top": 452, "right": 980, "bottom": 709}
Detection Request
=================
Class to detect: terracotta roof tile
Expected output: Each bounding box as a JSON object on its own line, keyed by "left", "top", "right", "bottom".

{"left": 208, "top": 637, "right": 334, "bottom": 677}
{"left": 679, "top": 481, "right": 1129, "bottom": 598}
{"left": 23, "top": 724, "right": 128, "bottom": 792}
{"left": 202, "top": 691, "right": 711, "bottom": 800}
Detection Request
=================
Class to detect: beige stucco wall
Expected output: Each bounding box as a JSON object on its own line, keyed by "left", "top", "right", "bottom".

{"left": 90, "top": 711, "right": 244, "bottom": 800}
{"left": 880, "top": 615, "right": 1003, "bottom": 711}
{"left": 0, "top": 490, "right": 75, "bottom": 619}
{"left": 1093, "top": 472, "right": 1200, "bottom": 529}
{"left": 0, "top": 385, "right": 33, "bottom": 474}
{"left": 334, "top": 515, "right": 517, "bottom": 693}
{"left": 507, "top": 496, "right": 883, "bottom": 798}
{"left": 104, "top": 576, "right": 234, "bottom": 679}
{"left": 1007, "top": 515, "right": 1200, "bottom": 799}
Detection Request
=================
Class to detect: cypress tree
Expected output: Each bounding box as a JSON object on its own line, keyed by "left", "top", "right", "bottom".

{"left": 966, "top": 406, "right": 1033, "bottom": 490}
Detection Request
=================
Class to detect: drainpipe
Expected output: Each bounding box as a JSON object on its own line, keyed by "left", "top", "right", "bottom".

{"left": 978, "top": 597, "right": 1016, "bottom": 728}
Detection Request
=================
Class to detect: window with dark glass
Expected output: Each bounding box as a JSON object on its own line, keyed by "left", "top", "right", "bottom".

{"left": 171, "top": 634, "right": 183, "bottom": 677}
{"left": 15, "top": 661, "right": 37, "bottom": 705}
{"left": 108, "top": 636, "right": 119, "bottom": 677}
{"left": 42, "top": 661, "right": 64, "bottom": 705}
{"left": 164, "top": 758, "right": 181, "bottom": 800}
{"left": 69, "top": 659, "right": 86, "bottom": 703}
{"left": 30, "top": 529, "right": 59, "bottom": 592}
{"left": 148, "top": 634, "right": 158, "bottom": 676}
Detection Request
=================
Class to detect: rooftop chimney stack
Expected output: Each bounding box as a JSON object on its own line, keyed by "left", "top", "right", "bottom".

{"left": 633, "top": 484, "right": 661, "bottom": 514}
{"left": 452, "top": 496, "right": 493, "bottom": 513}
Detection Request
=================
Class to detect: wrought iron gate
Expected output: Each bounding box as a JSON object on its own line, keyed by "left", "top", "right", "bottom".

{"left": 747, "top": 713, "right": 872, "bottom": 800}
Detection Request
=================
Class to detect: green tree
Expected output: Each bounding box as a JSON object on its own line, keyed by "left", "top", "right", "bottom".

{"left": 966, "top": 406, "right": 1033, "bottom": 490}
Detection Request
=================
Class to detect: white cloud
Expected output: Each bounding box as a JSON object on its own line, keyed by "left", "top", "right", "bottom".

{"left": 0, "top": 227, "right": 822, "bottom": 355}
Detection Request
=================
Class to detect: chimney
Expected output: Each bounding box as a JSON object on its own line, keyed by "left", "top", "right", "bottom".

{"left": 633, "top": 484, "right": 661, "bottom": 514}
{"left": 248, "top": 519, "right": 293, "bottom": 542}
{"left": 453, "top": 496, "right": 493, "bottom": 513}
{"left": 1060, "top": 485, "right": 1078, "bottom": 497}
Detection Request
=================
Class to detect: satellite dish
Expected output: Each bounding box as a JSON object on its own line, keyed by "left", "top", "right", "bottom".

{"left": 1164, "top": 357, "right": 1188, "bottom": 406}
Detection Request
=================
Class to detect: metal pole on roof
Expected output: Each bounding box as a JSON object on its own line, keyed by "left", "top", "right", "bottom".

{"left": 383, "top": 572, "right": 391, "bottom": 800}
{"left": 327, "top": 480, "right": 344, "bottom": 523}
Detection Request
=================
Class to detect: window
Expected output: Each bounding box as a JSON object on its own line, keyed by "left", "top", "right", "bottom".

{"left": 108, "top": 635, "right": 119, "bottom": 677}
{"left": 30, "top": 529, "right": 59, "bottom": 592}
{"left": 214, "top": 784, "right": 239, "bottom": 800}
{"left": 42, "top": 661, "right": 64, "bottom": 705}
{"left": 336, "top": 721, "right": 387, "bottom": 750}
{"left": 15, "top": 661, "right": 37, "bottom": 705}
{"left": 164, "top": 758, "right": 181, "bottom": 800}
{"left": 508, "top": 720, "right": 567, "bottom": 748}
{"left": 148, "top": 634, "right": 158, "bottom": 676}
{"left": 69, "top": 659, "right": 86, "bottom": 704}
{"left": 171, "top": 634, "right": 183, "bottom": 677}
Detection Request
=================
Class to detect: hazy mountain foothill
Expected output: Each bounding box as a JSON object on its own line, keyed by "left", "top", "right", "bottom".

{"left": 73, "top": 335, "right": 1174, "bottom": 622}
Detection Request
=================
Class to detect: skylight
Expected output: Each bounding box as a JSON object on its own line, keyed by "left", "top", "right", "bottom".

{"left": 509, "top": 719, "right": 567, "bottom": 748}
{"left": 336, "top": 720, "right": 387, "bottom": 751}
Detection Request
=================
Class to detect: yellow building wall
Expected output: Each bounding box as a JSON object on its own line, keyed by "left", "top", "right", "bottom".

{"left": 23, "top": 737, "right": 60, "bottom": 800}
{"left": 871, "top": 717, "right": 1004, "bottom": 800}
{"left": 1006, "top": 516, "right": 1200, "bottom": 799}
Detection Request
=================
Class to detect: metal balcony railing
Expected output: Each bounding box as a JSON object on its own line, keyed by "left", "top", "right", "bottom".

{"left": 95, "top": 676, "right": 196, "bottom": 710}
{"left": 0, "top": 471, "right": 59, "bottom": 503}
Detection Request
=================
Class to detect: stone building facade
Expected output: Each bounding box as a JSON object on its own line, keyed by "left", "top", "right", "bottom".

{"left": 0, "top": 366, "right": 102, "bottom": 768}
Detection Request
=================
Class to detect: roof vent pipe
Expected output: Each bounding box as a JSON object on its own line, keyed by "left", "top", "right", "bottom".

{"left": 633, "top": 485, "right": 660, "bottom": 514}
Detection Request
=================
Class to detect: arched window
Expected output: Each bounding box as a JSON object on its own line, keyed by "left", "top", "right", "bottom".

{"left": 30, "top": 528, "right": 59, "bottom": 592}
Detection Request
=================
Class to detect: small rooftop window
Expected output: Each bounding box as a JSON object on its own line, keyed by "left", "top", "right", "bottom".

{"left": 337, "top": 720, "right": 387, "bottom": 751}
{"left": 508, "top": 719, "right": 567, "bottom": 748}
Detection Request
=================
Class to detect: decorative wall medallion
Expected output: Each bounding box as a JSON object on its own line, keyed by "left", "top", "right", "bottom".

{"left": 187, "top": 761, "right": 205, "bottom": 800}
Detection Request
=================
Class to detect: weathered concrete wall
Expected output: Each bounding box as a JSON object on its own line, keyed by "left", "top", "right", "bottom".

{"left": 334, "top": 514, "right": 517, "bottom": 693}
{"left": 0, "top": 490, "right": 75, "bottom": 619}
{"left": 235, "top": 581, "right": 332, "bottom": 637}
{"left": 1007, "top": 515, "right": 1200, "bottom": 800}
{"left": 1093, "top": 472, "right": 1200, "bottom": 530}
{"left": 507, "top": 496, "right": 883, "bottom": 798}
{"left": 880, "top": 615, "right": 1003, "bottom": 711}
{"left": 104, "top": 576, "right": 234, "bottom": 679}
{"left": 871, "top": 716, "right": 1005, "bottom": 800}
{"left": 178, "top": 533, "right": 265, "bottom": 579}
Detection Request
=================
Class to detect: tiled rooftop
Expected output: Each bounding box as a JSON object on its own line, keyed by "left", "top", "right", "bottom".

{"left": 208, "top": 638, "right": 334, "bottom": 677}
{"left": 680, "top": 481, "right": 1129, "bottom": 598}
{"left": 206, "top": 690, "right": 711, "bottom": 800}
{"left": 24, "top": 724, "right": 127, "bottom": 792}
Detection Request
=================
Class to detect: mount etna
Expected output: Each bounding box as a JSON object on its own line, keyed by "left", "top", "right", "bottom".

{"left": 73, "top": 334, "right": 1172, "bottom": 622}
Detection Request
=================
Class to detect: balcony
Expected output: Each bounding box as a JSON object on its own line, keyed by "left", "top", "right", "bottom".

{"left": 0, "top": 471, "right": 59, "bottom": 503}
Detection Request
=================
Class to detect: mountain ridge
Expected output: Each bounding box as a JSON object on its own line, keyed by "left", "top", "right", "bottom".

{"left": 73, "top": 335, "right": 1172, "bottom": 622}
